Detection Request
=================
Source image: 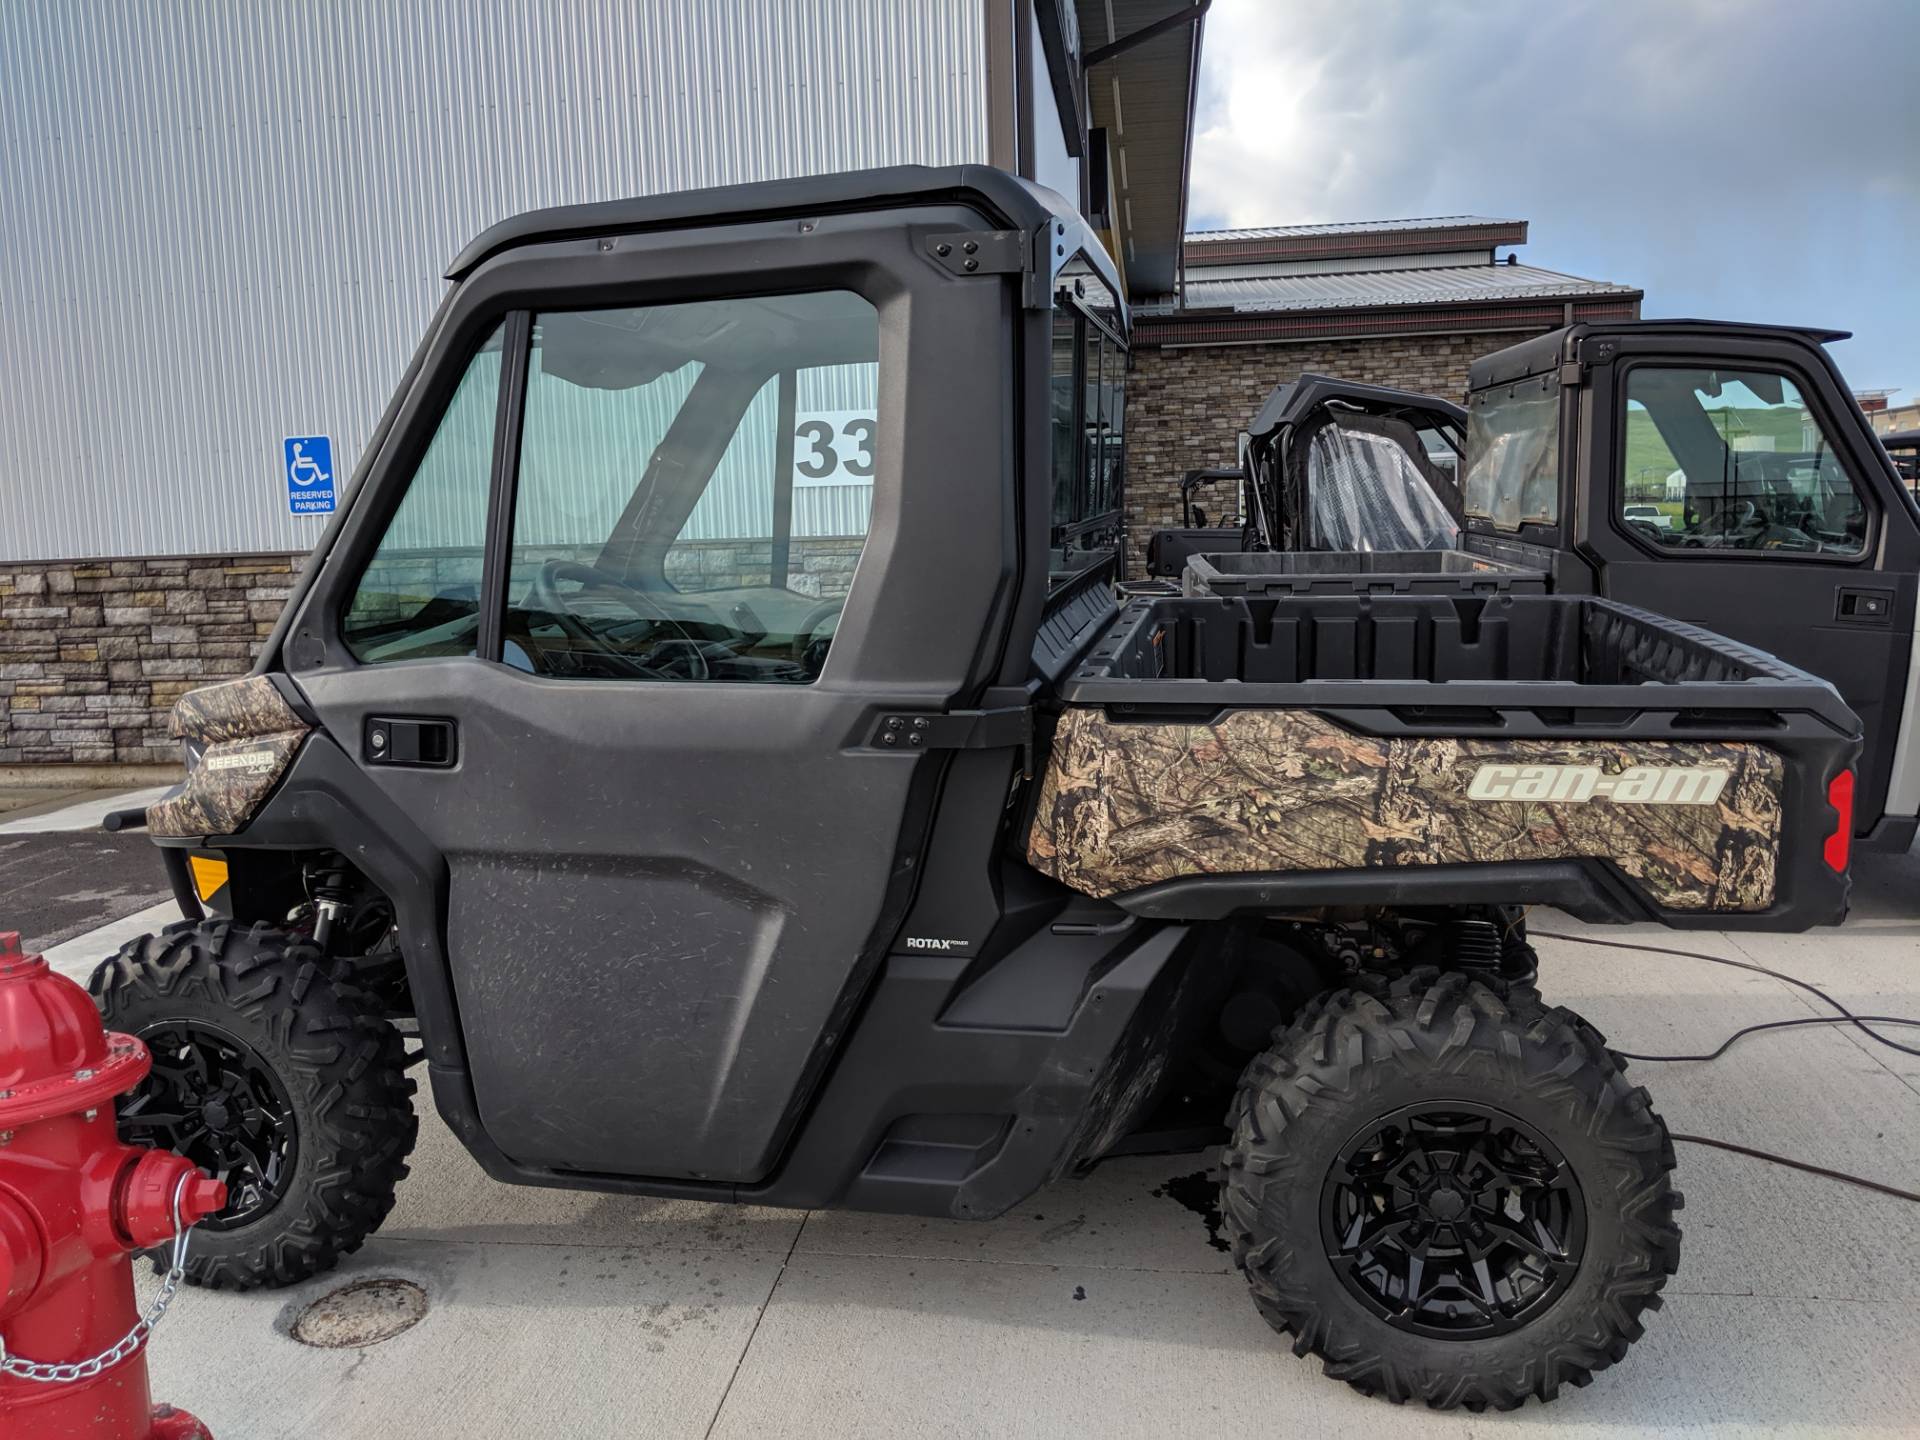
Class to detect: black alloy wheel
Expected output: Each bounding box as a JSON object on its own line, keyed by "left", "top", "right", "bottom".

{"left": 120, "top": 1020, "right": 299, "bottom": 1229}
{"left": 1319, "top": 1101, "right": 1584, "bottom": 1338}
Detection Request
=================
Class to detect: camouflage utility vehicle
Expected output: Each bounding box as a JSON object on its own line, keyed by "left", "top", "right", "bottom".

{"left": 100, "top": 168, "right": 1860, "bottom": 1411}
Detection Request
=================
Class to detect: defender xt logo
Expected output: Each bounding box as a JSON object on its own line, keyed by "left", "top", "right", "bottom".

{"left": 1467, "top": 763, "right": 1732, "bottom": 807}
{"left": 202, "top": 748, "right": 279, "bottom": 775}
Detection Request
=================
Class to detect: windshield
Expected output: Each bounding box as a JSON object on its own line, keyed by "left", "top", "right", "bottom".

{"left": 1463, "top": 376, "right": 1560, "bottom": 530}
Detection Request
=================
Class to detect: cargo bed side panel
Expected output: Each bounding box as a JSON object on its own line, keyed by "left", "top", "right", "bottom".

{"left": 1028, "top": 708, "right": 1784, "bottom": 912}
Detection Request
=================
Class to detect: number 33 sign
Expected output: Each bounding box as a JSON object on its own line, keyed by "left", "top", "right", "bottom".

{"left": 792, "top": 410, "right": 876, "bottom": 487}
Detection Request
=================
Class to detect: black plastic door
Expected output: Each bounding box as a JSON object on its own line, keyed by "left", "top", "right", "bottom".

{"left": 1578, "top": 338, "right": 1920, "bottom": 836}
{"left": 283, "top": 198, "right": 1024, "bottom": 1184}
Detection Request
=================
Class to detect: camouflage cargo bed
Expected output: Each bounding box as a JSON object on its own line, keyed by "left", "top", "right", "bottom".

{"left": 1029, "top": 593, "right": 1861, "bottom": 930}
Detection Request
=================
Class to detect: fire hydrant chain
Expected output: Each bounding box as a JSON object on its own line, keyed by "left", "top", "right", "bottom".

{"left": 0, "top": 1176, "right": 196, "bottom": 1385}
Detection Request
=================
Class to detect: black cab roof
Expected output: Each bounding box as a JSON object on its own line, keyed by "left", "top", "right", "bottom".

{"left": 1247, "top": 373, "right": 1467, "bottom": 441}
{"left": 445, "top": 163, "right": 1120, "bottom": 303}
{"left": 1468, "top": 318, "right": 1855, "bottom": 390}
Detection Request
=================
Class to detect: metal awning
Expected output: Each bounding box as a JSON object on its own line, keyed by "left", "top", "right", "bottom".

{"left": 1078, "top": 1, "right": 1207, "bottom": 295}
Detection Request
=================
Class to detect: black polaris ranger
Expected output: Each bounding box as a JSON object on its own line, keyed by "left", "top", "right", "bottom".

{"left": 99, "top": 168, "right": 1860, "bottom": 1411}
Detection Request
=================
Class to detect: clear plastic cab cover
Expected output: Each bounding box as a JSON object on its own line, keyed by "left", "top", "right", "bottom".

{"left": 1305, "top": 423, "right": 1459, "bottom": 551}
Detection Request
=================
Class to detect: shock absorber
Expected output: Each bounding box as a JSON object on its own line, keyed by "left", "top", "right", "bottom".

{"left": 1445, "top": 916, "right": 1505, "bottom": 975}
{"left": 1445, "top": 908, "right": 1538, "bottom": 987}
{"left": 305, "top": 860, "right": 353, "bottom": 951}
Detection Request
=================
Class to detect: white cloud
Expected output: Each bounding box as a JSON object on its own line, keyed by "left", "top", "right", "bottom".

{"left": 1189, "top": 0, "right": 1920, "bottom": 393}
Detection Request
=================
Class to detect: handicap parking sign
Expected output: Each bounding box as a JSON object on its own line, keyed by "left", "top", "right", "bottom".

{"left": 284, "top": 435, "right": 337, "bottom": 516}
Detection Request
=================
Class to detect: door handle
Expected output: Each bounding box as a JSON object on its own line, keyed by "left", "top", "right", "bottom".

{"left": 365, "top": 716, "right": 458, "bottom": 767}
{"left": 1836, "top": 587, "right": 1895, "bottom": 624}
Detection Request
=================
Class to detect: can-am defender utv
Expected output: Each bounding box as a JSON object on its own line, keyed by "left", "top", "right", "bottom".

{"left": 98, "top": 167, "right": 1860, "bottom": 1411}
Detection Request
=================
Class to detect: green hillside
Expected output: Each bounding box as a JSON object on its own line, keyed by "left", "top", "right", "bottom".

{"left": 1622, "top": 406, "right": 1812, "bottom": 502}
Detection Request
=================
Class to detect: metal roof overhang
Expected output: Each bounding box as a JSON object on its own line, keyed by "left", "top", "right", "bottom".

{"left": 1079, "top": 1, "right": 1206, "bottom": 295}
{"left": 1187, "top": 219, "right": 1530, "bottom": 267}
{"left": 1136, "top": 293, "right": 1645, "bottom": 347}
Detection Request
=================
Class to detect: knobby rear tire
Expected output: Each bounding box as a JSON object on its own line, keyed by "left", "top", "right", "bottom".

{"left": 1220, "top": 968, "right": 1681, "bottom": 1410}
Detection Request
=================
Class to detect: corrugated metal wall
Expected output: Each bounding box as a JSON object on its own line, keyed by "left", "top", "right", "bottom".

{"left": 0, "top": 0, "right": 988, "bottom": 563}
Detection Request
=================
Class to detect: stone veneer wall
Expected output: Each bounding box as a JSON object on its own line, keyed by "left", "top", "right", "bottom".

{"left": 1124, "top": 331, "right": 1546, "bottom": 542}
{"left": 0, "top": 537, "right": 867, "bottom": 766}
{"left": 663, "top": 536, "right": 865, "bottom": 597}
{"left": 0, "top": 555, "right": 302, "bottom": 766}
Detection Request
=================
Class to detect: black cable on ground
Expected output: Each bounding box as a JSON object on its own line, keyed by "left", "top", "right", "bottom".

{"left": 1529, "top": 928, "right": 1920, "bottom": 1206}
{"left": 1670, "top": 1134, "right": 1920, "bottom": 1205}
{"left": 1614, "top": 1014, "right": 1920, "bottom": 1064}
{"left": 1532, "top": 929, "right": 1920, "bottom": 1058}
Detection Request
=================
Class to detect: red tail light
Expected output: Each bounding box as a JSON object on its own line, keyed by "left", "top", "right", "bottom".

{"left": 1823, "top": 769, "right": 1854, "bottom": 872}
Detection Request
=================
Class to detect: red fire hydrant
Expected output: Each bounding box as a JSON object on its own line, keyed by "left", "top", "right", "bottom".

{"left": 0, "top": 931, "right": 226, "bottom": 1439}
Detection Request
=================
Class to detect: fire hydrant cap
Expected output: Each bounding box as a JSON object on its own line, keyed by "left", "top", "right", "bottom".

{"left": 0, "top": 934, "right": 152, "bottom": 1130}
{"left": 117, "top": 1150, "right": 229, "bottom": 1250}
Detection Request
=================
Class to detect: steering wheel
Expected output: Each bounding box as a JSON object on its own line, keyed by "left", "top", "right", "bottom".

{"left": 790, "top": 597, "right": 845, "bottom": 655}
{"left": 1755, "top": 522, "right": 1824, "bottom": 553}
{"left": 1677, "top": 501, "right": 1758, "bottom": 549}
{"left": 527, "top": 560, "right": 709, "bottom": 681}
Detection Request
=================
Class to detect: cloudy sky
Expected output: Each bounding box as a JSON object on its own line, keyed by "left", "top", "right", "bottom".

{"left": 1186, "top": 0, "right": 1918, "bottom": 400}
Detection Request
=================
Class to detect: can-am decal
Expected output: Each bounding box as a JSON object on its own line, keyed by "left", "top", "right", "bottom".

{"left": 1467, "top": 763, "right": 1731, "bottom": 806}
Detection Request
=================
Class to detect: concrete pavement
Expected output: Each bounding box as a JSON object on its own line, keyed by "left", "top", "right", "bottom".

{"left": 7, "top": 789, "right": 1917, "bottom": 1435}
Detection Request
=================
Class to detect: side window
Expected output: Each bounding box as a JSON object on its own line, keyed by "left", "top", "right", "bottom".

{"left": 1416, "top": 424, "right": 1460, "bottom": 491}
{"left": 1047, "top": 272, "right": 1126, "bottom": 582}
{"left": 1049, "top": 309, "right": 1078, "bottom": 526}
{"left": 343, "top": 324, "right": 506, "bottom": 663}
{"left": 1621, "top": 366, "right": 1867, "bottom": 556}
{"left": 1101, "top": 344, "right": 1125, "bottom": 516}
{"left": 1080, "top": 329, "right": 1104, "bottom": 520}
{"left": 504, "top": 291, "right": 880, "bottom": 684}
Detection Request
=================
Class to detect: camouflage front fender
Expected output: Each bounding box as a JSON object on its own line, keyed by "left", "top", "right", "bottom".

{"left": 147, "top": 676, "right": 313, "bottom": 838}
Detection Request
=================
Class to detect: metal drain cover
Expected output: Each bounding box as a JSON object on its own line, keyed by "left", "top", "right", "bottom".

{"left": 293, "top": 1278, "right": 428, "bottom": 1348}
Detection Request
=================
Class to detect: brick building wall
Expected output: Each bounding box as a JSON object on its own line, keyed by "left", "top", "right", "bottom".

{"left": 1124, "top": 331, "right": 1535, "bottom": 541}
